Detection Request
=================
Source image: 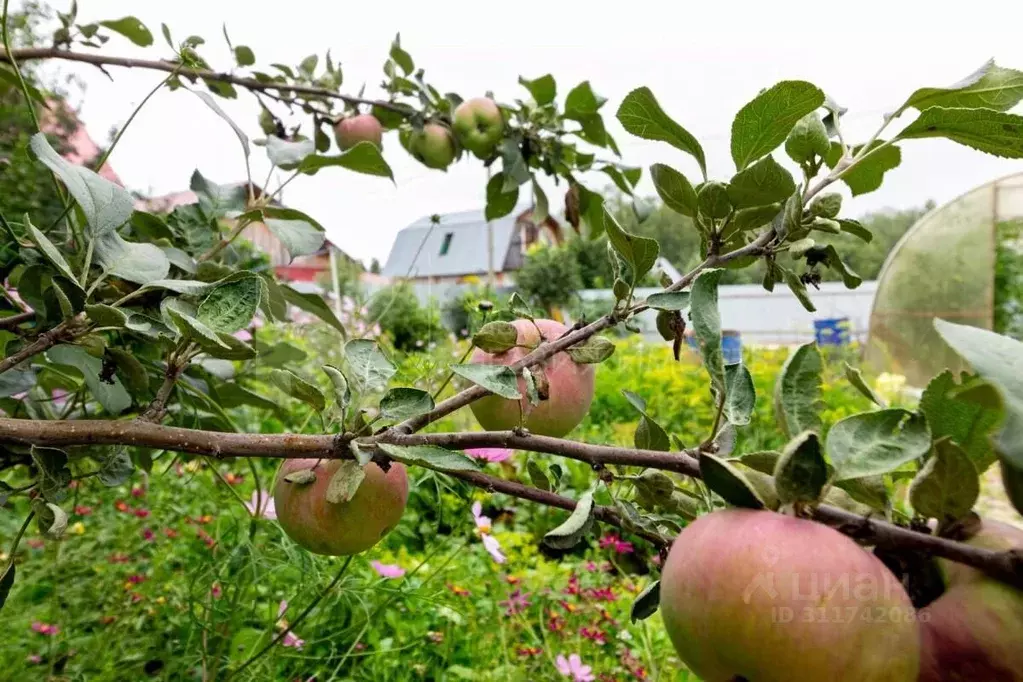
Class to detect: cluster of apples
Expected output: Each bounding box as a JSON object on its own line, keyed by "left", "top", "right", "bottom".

{"left": 331, "top": 96, "right": 505, "bottom": 170}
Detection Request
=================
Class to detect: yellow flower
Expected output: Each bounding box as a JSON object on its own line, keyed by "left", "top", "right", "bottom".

{"left": 184, "top": 460, "right": 201, "bottom": 473}
{"left": 155, "top": 596, "right": 167, "bottom": 605}
{"left": 874, "top": 372, "right": 907, "bottom": 404}
{"left": 70, "top": 522, "right": 86, "bottom": 535}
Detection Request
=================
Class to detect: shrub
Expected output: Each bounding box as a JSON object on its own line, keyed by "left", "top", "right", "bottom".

{"left": 368, "top": 283, "right": 445, "bottom": 352}
{"left": 514, "top": 243, "right": 583, "bottom": 314}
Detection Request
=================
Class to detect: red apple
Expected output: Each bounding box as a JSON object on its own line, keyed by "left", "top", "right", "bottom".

{"left": 273, "top": 458, "right": 408, "bottom": 556}
{"left": 469, "top": 318, "right": 595, "bottom": 438}
{"left": 660, "top": 509, "right": 920, "bottom": 682}
{"left": 918, "top": 519, "right": 1023, "bottom": 681}
{"left": 334, "top": 114, "right": 383, "bottom": 150}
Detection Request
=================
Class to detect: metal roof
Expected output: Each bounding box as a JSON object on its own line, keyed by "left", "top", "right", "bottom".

{"left": 381, "top": 207, "right": 527, "bottom": 278}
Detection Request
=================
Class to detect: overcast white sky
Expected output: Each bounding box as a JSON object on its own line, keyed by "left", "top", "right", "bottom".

{"left": 38, "top": 0, "right": 1023, "bottom": 264}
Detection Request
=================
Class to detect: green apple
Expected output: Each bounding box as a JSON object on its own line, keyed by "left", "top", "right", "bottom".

{"left": 452, "top": 97, "right": 503, "bottom": 159}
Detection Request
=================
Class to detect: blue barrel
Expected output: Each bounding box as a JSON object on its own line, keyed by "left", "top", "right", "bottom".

{"left": 685, "top": 331, "right": 743, "bottom": 364}
{"left": 814, "top": 317, "right": 851, "bottom": 346}
{"left": 722, "top": 331, "right": 743, "bottom": 364}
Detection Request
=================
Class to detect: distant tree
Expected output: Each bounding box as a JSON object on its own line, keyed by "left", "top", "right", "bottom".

{"left": 369, "top": 258, "right": 382, "bottom": 274}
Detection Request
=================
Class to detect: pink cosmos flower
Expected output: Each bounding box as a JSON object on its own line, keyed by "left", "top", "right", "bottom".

{"left": 471, "top": 502, "right": 506, "bottom": 564}
{"left": 133, "top": 508, "right": 150, "bottom": 519}
{"left": 499, "top": 589, "right": 532, "bottom": 616}
{"left": 26, "top": 654, "right": 43, "bottom": 664}
{"left": 556, "top": 653, "right": 595, "bottom": 682}
{"left": 141, "top": 528, "right": 155, "bottom": 542}
{"left": 233, "top": 329, "right": 253, "bottom": 341}
{"left": 465, "top": 447, "right": 513, "bottom": 463}
{"left": 598, "top": 534, "right": 634, "bottom": 554}
{"left": 210, "top": 583, "right": 222, "bottom": 599}
{"left": 370, "top": 561, "right": 405, "bottom": 579}
{"left": 276, "top": 600, "right": 305, "bottom": 649}
{"left": 131, "top": 486, "right": 146, "bottom": 498}
{"left": 244, "top": 490, "right": 276, "bottom": 519}
{"left": 31, "top": 622, "right": 60, "bottom": 636}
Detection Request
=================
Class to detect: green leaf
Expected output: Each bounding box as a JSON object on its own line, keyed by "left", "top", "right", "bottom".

{"left": 234, "top": 45, "right": 255, "bottom": 66}
{"left": 531, "top": 179, "right": 549, "bottom": 224}
{"left": 773, "top": 431, "right": 828, "bottom": 506}
{"left": 699, "top": 453, "right": 765, "bottom": 509}
{"left": 696, "top": 181, "right": 732, "bottom": 220}
{"left": 377, "top": 443, "right": 480, "bottom": 473}
{"left": 190, "top": 170, "right": 248, "bottom": 216}
{"left": 265, "top": 219, "right": 325, "bottom": 259}
{"left": 389, "top": 34, "right": 414, "bottom": 75}
{"left": 266, "top": 136, "right": 316, "bottom": 168}
{"left": 774, "top": 342, "right": 823, "bottom": 438}
{"left": 29, "top": 134, "right": 134, "bottom": 236}
{"left": 909, "top": 439, "right": 980, "bottom": 523}
{"left": 823, "top": 141, "right": 903, "bottom": 196}
{"left": 933, "top": 320, "right": 1023, "bottom": 474}
{"left": 33, "top": 500, "right": 68, "bottom": 540}
{"left": 30, "top": 446, "right": 71, "bottom": 503}
{"left": 97, "top": 448, "right": 134, "bottom": 487}
{"left": 724, "top": 362, "right": 756, "bottom": 427}
{"left": 472, "top": 322, "right": 519, "bottom": 354}
{"left": 838, "top": 218, "right": 872, "bottom": 243}
{"left": 896, "top": 107, "right": 1023, "bottom": 159}
{"left": 269, "top": 369, "right": 325, "bottom": 412}
{"left": 380, "top": 388, "right": 435, "bottom": 421}
{"left": 919, "top": 371, "right": 1001, "bottom": 472}
{"left": 650, "top": 163, "right": 697, "bottom": 217}
{"left": 737, "top": 451, "right": 781, "bottom": 475}
{"left": 299, "top": 142, "right": 394, "bottom": 179}
{"left": 645, "top": 291, "right": 690, "bottom": 311}
{"left": 283, "top": 469, "right": 317, "bottom": 485}
{"left": 325, "top": 460, "right": 365, "bottom": 504}
{"left": 322, "top": 365, "right": 351, "bottom": 413}
{"left": 85, "top": 304, "right": 128, "bottom": 328}
{"left": 731, "top": 81, "right": 825, "bottom": 170}
{"left": 197, "top": 276, "right": 261, "bottom": 333}
{"left": 827, "top": 409, "right": 931, "bottom": 480}
{"left": 519, "top": 74, "right": 556, "bottom": 106}
{"left": 203, "top": 332, "right": 256, "bottom": 360}
{"left": 785, "top": 112, "right": 830, "bottom": 164}
{"left": 282, "top": 286, "right": 346, "bottom": 334}
{"left": 822, "top": 245, "right": 862, "bottom": 289}
{"left": 565, "top": 336, "right": 615, "bottom": 364}
{"left": 0, "top": 564, "right": 14, "bottom": 613}
{"left": 623, "top": 390, "right": 670, "bottom": 452}
{"left": 344, "top": 339, "right": 396, "bottom": 393}
{"left": 451, "top": 364, "right": 521, "bottom": 400}
{"left": 726, "top": 156, "right": 796, "bottom": 209}
{"left": 564, "top": 81, "right": 607, "bottom": 119}
{"left": 98, "top": 16, "right": 153, "bottom": 46}
{"left": 164, "top": 301, "right": 229, "bottom": 350}
{"left": 543, "top": 491, "right": 595, "bottom": 549}
{"left": 485, "top": 172, "right": 519, "bottom": 222}
{"left": 215, "top": 383, "right": 278, "bottom": 412}
{"left": 25, "top": 218, "right": 76, "bottom": 283}
{"left": 596, "top": 205, "right": 659, "bottom": 284}
{"left": 630, "top": 580, "right": 660, "bottom": 623}
{"left": 690, "top": 269, "right": 725, "bottom": 395}
{"left": 527, "top": 459, "right": 555, "bottom": 491}
{"left": 48, "top": 345, "right": 131, "bottom": 415}
{"left": 522, "top": 367, "right": 540, "bottom": 406}
{"left": 617, "top": 87, "right": 707, "bottom": 178}
{"left": 107, "top": 348, "right": 149, "bottom": 396}
{"left": 192, "top": 90, "right": 250, "bottom": 159}
{"left": 902, "top": 60, "right": 1023, "bottom": 113}
{"left": 94, "top": 231, "right": 170, "bottom": 284}
{"left": 835, "top": 475, "right": 889, "bottom": 511}
{"left": 809, "top": 193, "right": 842, "bottom": 219}
{"left": 726, "top": 204, "right": 782, "bottom": 237}
{"left": 781, "top": 266, "right": 816, "bottom": 312}
{"left": 844, "top": 363, "right": 886, "bottom": 407}
{"left": 161, "top": 246, "right": 196, "bottom": 274}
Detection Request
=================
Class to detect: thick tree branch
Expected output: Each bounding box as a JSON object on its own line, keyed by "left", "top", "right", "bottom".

{"left": 1, "top": 417, "right": 1020, "bottom": 587}
{"left": 0, "top": 47, "right": 410, "bottom": 115}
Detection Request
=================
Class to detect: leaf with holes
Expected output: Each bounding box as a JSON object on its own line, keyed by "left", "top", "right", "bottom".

{"left": 378, "top": 443, "right": 480, "bottom": 473}
{"left": 325, "top": 460, "right": 366, "bottom": 504}
{"left": 452, "top": 364, "right": 521, "bottom": 400}
{"left": 543, "top": 491, "right": 595, "bottom": 549}
{"left": 909, "top": 439, "right": 979, "bottom": 523}
{"left": 827, "top": 409, "right": 931, "bottom": 480}
{"left": 774, "top": 343, "right": 823, "bottom": 438}
{"left": 774, "top": 431, "right": 828, "bottom": 506}
{"left": 380, "top": 388, "right": 435, "bottom": 421}
{"left": 724, "top": 362, "right": 756, "bottom": 426}
{"left": 699, "top": 453, "right": 765, "bottom": 509}
{"left": 270, "top": 369, "right": 325, "bottom": 412}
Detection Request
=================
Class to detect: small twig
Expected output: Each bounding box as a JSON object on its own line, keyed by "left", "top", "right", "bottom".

{"left": 0, "top": 311, "right": 34, "bottom": 331}
{"left": 0, "top": 317, "right": 85, "bottom": 377}
{"left": 3, "top": 510, "right": 35, "bottom": 573}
